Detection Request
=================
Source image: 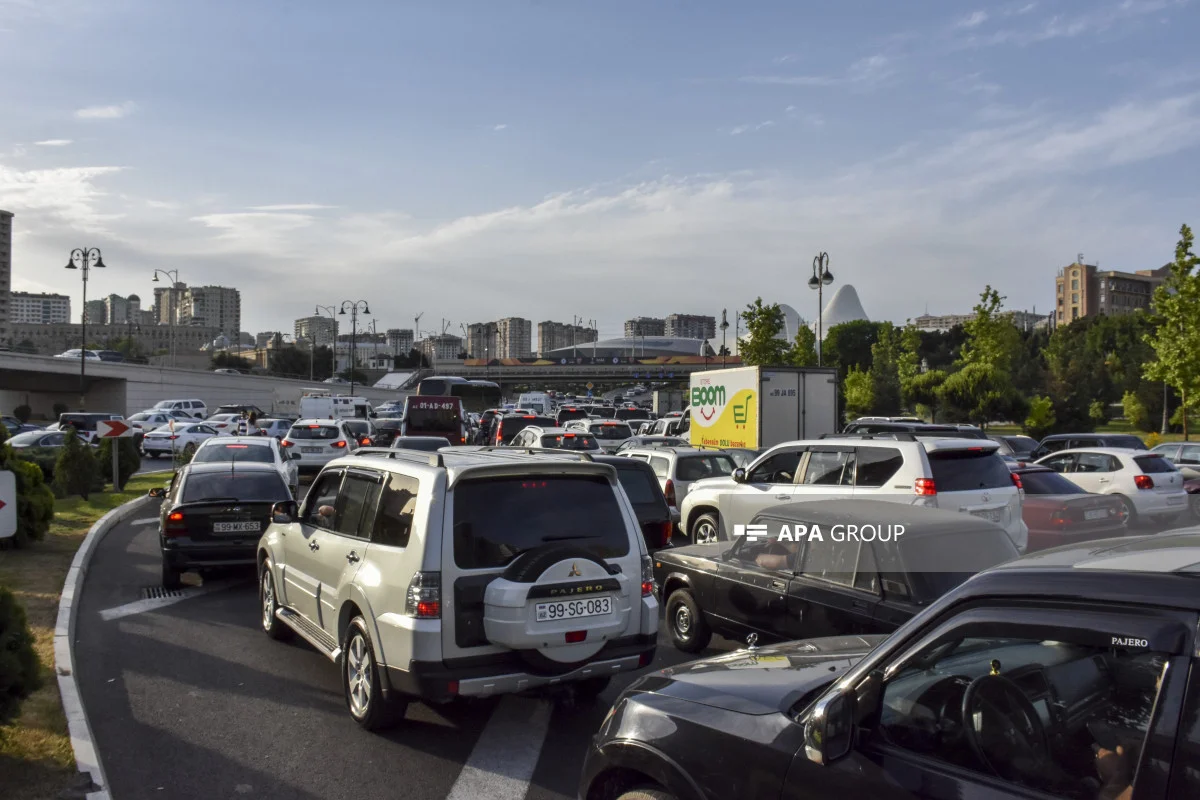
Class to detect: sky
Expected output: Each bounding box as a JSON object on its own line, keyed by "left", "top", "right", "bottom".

{"left": 2, "top": 0, "right": 1199, "bottom": 342}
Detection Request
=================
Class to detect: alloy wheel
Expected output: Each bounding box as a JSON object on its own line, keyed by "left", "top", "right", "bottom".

{"left": 694, "top": 521, "right": 717, "bottom": 544}
{"left": 346, "top": 633, "right": 373, "bottom": 718}
{"left": 674, "top": 604, "right": 692, "bottom": 635}
{"left": 260, "top": 570, "right": 275, "bottom": 631}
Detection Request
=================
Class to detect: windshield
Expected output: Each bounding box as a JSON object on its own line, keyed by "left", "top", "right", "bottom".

{"left": 287, "top": 425, "right": 340, "bottom": 440}
{"left": 393, "top": 437, "right": 446, "bottom": 451}
{"left": 591, "top": 422, "right": 632, "bottom": 440}
{"left": 615, "top": 466, "right": 663, "bottom": 506}
{"left": 129, "top": 413, "right": 153, "bottom": 421}
{"left": 181, "top": 472, "right": 289, "bottom": 503}
{"left": 1004, "top": 436, "right": 1038, "bottom": 450}
{"left": 1019, "top": 470, "right": 1086, "bottom": 494}
{"left": 192, "top": 443, "right": 275, "bottom": 465}
{"left": 540, "top": 433, "right": 600, "bottom": 450}
{"left": 591, "top": 407, "right": 616, "bottom": 417}
{"left": 343, "top": 421, "right": 370, "bottom": 435}
{"left": 899, "top": 531, "right": 1018, "bottom": 601}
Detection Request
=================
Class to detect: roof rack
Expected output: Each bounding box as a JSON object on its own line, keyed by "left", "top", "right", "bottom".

{"left": 820, "top": 432, "right": 917, "bottom": 441}
{"left": 469, "top": 446, "right": 594, "bottom": 462}
{"left": 352, "top": 446, "right": 445, "bottom": 467}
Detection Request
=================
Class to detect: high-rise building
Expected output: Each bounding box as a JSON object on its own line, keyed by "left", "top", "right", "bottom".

{"left": 537, "top": 320, "right": 597, "bottom": 355}
{"left": 0, "top": 210, "right": 11, "bottom": 342}
{"left": 418, "top": 334, "right": 463, "bottom": 363}
{"left": 386, "top": 328, "right": 414, "bottom": 355}
{"left": 1055, "top": 261, "right": 1168, "bottom": 325}
{"left": 137, "top": 309, "right": 157, "bottom": 327}
{"left": 624, "top": 317, "right": 665, "bottom": 338}
{"left": 665, "top": 313, "right": 716, "bottom": 340}
{"left": 11, "top": 292, "right": 71, "bottom": 324}
{"left": 84, "top": 299, "right": 107, "bottom": 325}
{"left": 295, "top": 315, "right": 338, "bottom": 348}
{"left": 913, "top": 310, "right": 1047, "bottom": 333}
{"left": 179, "top": 285, "right": 240, "bottom": 340}
{"left": 466, "top": 322, "right": 499, "bottom": 358}
{"left": 103, "top": 293, "right": 141, "bottom": 326}
{"left": 153, "top": 282, "right": 187, "bottom": 325}
{"left": 496, "top": 317, "right": 533, "bottom": 358}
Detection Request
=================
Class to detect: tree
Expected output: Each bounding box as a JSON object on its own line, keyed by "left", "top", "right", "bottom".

{"left": 12, "top": 404, "right": 31, "bottom": 423}
{"left": 1025, "top": 395, "right": 1057, "bottom": 440}
{"left": 959, "top": 286, "right": 1022, "bottom": 373}
{"left": 1123, "top": 391, "right": 1149, "bottom": 430}
{"left": 395, "top": 349, "right": 430, "bottom": 369}
{"left": 868, "top": 323, "right": 902, "bottom": 416}
{"left": 338, "top": 367, "right": 370, "bottom": 384}
{"left": 738, "top": 298, "right": 791, "bottom": 367}
{"left": 823, "top": 320, "right": 880, "bottom": 374}
{"left": 0, "top": 585, "right": 41, "bottom": 724}
{"left": 53, "top": 427, "right": 98, "bottom": 500}
{"left": 211, "top": 351, "right": 254, "bottom": 372}
{"left": 717, "top": 344, "right": 731, "bottom": 357}
{"left": 843, "top": 367, "right": 874, "bottom": 418}
{"left": 267, "top": 346, "right": 311, "bottom": 379}
{"left": 1089, "top": 400, "right": 1108, "bottom": 427}
{"left": 939, "top": 363, "right": 1018, "bottom": 428}
{"left": 906, "top": 369, "right": 947, "bottom": 422}
{"left": 14, "top": 338, "right": 35, "bottom": 354}
{"left": 98, "top": 437, "right": 140, "bottom": 491}
{"left": 0, "top": 427, "right": 54, "bottom": 547}
{"left": 788, "top": 326, "right": 818, "bottom": 368}
{"left": 1144, "top": 223, "right": 1200, "bottom": 440}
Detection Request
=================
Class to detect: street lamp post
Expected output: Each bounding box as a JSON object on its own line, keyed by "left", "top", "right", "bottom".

{"left": 65, "top": 247, "right": 106, "bottom": 409}
{"left": 151, "top": 269, "right": 180, "bottom": 367}
{"left": 338, "top": 300, "right": 370, "bottom": 395}
{"left": 808, "top": 252, "right": 835, "bottom": 366}
{"left": 720, "top": 309, "right": 729, "bottom": 368}
{"left": 315, "top": 304, "right": 337, "bottom": 381}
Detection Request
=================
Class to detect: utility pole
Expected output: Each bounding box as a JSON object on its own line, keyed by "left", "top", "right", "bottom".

{"left": 414, "top": 312, "right": 424, "bottom": 370}
{"left": 65, "top": 247, "right": 106, "bottom": 409}
{"left": 720, "top": 309, "right": 729, "bottom": 368}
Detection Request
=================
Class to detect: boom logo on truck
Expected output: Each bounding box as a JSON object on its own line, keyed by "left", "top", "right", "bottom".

{"left": 691, "top": 384, "right": 727, "bottom": 420}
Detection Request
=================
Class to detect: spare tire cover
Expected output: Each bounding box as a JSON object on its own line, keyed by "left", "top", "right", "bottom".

{"left": 483, "top": 545, "right": 632, "bottom": 666}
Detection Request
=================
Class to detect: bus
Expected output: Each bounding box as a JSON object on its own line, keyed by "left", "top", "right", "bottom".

{"left": 416, "top": 376, "right": 502, "bottom": 413}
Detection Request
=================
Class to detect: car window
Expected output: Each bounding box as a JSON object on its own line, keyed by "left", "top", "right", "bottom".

{"left": 675, "top": 455, "right": 735, "bottom": 482}
{"left": 648, "top": 456, "right": 670, "bottom": 478}
{"left": 853, "top": 542, "right": 879, "bottom": 594}
{"left": 304, "top": 471, "right": 343, "bottom": 528}
{"left": 801, "top": 449, "right": 854, "bottom": 486}
{"left": 1134, "top": 455, "right": 1177, "bottom": 474}
{"left": 1180, "top": 445, "right": 1200, "bottom": 465}
{"left": 877, "top": 633, "right": 1167, "bottom": 799}
{"left": 928, "top": 451, "right": 1013, "bottom": 490}
{"left": 855, "top": 447, "right": 904, "bottom": 487}
{"left": 800, "top": 536, "right": 859, "bottom": 587}
{"left": 289, "top": 424, "right": 340, "bottom": 440}
{"left": 333, "top": 472, "right": 381, "bottom": 539}
{"left": 1076, "top": 452, "right": 1114, "bottom": 473}
{"left": 1039, "top": 439, "right": 1069, "bottom": 455}
{"left": 372, "top": 473, "right": 420, "bottom": 547}
{"left": 614, "top": 465, "right": 663, "bottom": 506}
{"left": 749, "top": 449, "right": 803, "bottom": 484}
{"left": 733, "top": 529, "right": 802, "bottom": 572}
{"left": 1019, "top": 470, "right": 1087, "bottom": 495}
{"left": 1041, "top": 453, "right": 1076, "bottom": 472}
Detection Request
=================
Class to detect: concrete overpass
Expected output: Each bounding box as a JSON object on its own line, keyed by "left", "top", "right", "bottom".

{"left": 432, "top": 360, "right": 728, "bottom": 387}
{"left": 0, "top": 352, "right": 403, "bottom": 419}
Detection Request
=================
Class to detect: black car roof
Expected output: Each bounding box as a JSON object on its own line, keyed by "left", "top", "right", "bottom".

{"left": 753, "top": 499, "right": 1006, "bottom": 537}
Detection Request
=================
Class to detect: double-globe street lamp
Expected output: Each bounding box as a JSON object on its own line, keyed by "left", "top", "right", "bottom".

{"left": 151, "top": 269, "right": 181, "bottom": 367}
{"left": 64, "top": 247, "right": 106, "bottom": 409}
{"left": 338, "top": 300, "right": 371, "bottom": 395}
{"left": 808, "top": 251, "right": 835, "bottom": 366}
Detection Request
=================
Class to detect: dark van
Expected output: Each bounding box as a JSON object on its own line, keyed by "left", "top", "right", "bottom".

{"left": 400, "top": 396, "right": 466, "bottom": 446}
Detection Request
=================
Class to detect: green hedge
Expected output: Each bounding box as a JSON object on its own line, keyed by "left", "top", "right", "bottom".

{"left": 53, "top": 428, "right": 99, "bottom": 501}
{"left": 97, "top": 438, "right": 141, "bottom": 491}
{"left": 0, "top": 585, "right": 41, "bottom": 724}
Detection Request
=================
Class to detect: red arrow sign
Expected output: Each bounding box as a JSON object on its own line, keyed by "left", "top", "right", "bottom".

{"left": 96, "top": 419, "right": 134, "bottom": 438}
{"left": 0, "top": 500, "right": 7, "bottom": 511}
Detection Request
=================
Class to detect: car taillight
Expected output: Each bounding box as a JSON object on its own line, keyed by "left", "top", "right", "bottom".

{"left": 167, "top": 435, "right": 179, "bottom": 440}
{"left": 664, "top": 479, "right": 676, "bottom": 506}
{"left": 405, "top": 572, "right": 441, "bottom": 618}
{"left": 641, "top": 554, "right": 654, "bottom": 597}
{"left": 164, "top": 510, "right": 187, "bottom": 536}
{"left": 1135, "top": 474, "right": 1154, "bottom": 490}
{"left": 281, "top": 440, "right": 293, "bottom": 447}
{"left": 914, "top": 478, "right": 936, "bottom": 496}
{"left": 360, "top": 438, "right": 371, "bottom": 446}
{"left": 1050, "top": 507, "right": 1071, "bottom": 526}
{"left": 332, "top": 440, "right": 347, "bottom": 449}
{"left": 1010, "top": 472, "right": 1023, "bottom": 491}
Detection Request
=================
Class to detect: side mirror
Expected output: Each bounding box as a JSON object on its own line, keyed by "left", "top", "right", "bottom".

{"left": 148, "top": 487, "right": 167, "bottom": 499}
{"left": 804, "top": 691, "right": 856, "bottom": 765}
{"left": 271, "top": 500, "right": 298, "bottom": 524}
{"left": 732, "top": 468, "right": 747, "bottom": 484}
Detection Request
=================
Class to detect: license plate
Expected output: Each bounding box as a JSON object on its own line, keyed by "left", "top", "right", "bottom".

{"left": 535, "top": 596, "right": 612, "bottom": 622}
{"left": 971, "top": 508, "right": 1002, "bottom": 523}
{"left": 212, "top": 521, "right": 260, "bottom": 533}
{"left": 302, "top": 447, "right": 322, "bottom": 454}
{"left": 1084, "top": 509, "right": 1109, "bottom": 520}
{"left": 1167, "top": 495, "right": 1185, "bottom": 506}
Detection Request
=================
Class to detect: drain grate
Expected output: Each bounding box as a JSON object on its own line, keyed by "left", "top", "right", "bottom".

{"left": 140, "top": 586, "right": 188, "bottom": 600}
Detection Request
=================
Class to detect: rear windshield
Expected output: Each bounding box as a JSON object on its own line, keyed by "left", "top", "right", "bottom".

{"left": 9, "top": 431, "right": 45, "bottom": 446}
{"left": 1019, "top": 470, "right": 1086, "bottom": 494}
{"left": 591, "top": 422, "right": 633, "bottom": 440}
{"left": 614, "top": 408, "right": 643, "bottom": 420}
{"left": 193, "top": 443, "right": 275, "bottom": 465}
{"left": 407, "top": 406, "right": 461, "bottom": 433}
{"left": 540, "top": 434, "right": 600, "bottom": 450}
{"left": 393, "top": 437, "right": 445, "bottom": 451}
{"left": 374, "top": 419, "right": 403, "bottom": 431}
{"left": 1110, "top": 435, "right": 1148, "bottom": 450}
{"left": 60, "top": 415, "right": 101, "bottom": 430}
{"left": 899, "top": 531, "right": 1018, "bottom": 601}
{"left": 1004, "top": 436, "right": 1038, "bottom": 450}
{"left": 181, "top": 472, "right": 289, "bottom": 503}
{"left": 1134, "top": 455, "right": 1177, "bottom": 474}
{"left": 343, "top": 420, "right": 370, "bottom": 435}
{"left": 288, "top": 425, "right": 340, "bottom": 440}
{"left": 615, "top": 466, "right": 663, "bottom": 506}
{"left": 556, "top": 408, "right": 589, "bottom": 423}
{"left": 498, "top": 417, "right": 555, "bottom": 442}
{"left": 452, "top": 475, "right": 630, "bottom": 569}
{"left": 927, "top": 450, "right": 1013, "bottom": 491}
{"left": 676, "top": 455, "right": 736, "bottom": 481}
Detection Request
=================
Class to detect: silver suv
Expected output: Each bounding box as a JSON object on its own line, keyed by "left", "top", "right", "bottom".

{"left": 619, "top": 446, "right": 737, "bottom": 512}
{"left": 256, "top": 448, "right": 659, "bottom": 730}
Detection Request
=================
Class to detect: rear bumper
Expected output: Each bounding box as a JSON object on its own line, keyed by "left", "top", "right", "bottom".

{"left": 1027, "top": 523, "right": 1128, "bottom": 551}
{"left": 1131, "top": 491, "right": 1189, "bottom": 516}
{"left": 384, "top": 634, "right": 656, "bottom": 702}
{"left": 162, "top": 540, "right": 258, "bottom": 569}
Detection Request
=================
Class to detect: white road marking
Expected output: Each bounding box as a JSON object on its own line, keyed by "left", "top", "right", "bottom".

{"left": 445, "top": 695, "right": 553, "bottom": 800}
{"left": 98, "top": 581, "right": 236, "bottom": 622}
{"left": 129, "top": 518, "right": 159, "bottom": 526}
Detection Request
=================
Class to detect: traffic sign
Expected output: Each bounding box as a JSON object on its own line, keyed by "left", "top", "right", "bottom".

{"left": 0, "top": 471, "right": 15, "bottom": 540}
{"left": 96, "top": 419, "right": 134, "bottom": 438}
{"left": 586, "top": 382, "right": 594, "bottom": 390}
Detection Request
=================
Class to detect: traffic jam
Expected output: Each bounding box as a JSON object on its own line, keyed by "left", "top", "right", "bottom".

{"left": 77, "top": 369, "right": 1200, "bottom": 800}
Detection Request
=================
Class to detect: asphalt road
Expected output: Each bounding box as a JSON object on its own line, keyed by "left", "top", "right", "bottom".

{"left": 73, "top": 513, "right": 739, "bottom": 800}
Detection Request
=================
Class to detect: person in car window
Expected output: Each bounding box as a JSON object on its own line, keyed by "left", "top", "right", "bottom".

{"left": 1095, "top": 746, "right": 1132, "bottom": 800}
{"left": 755, "top": 539, "right": 801, "bottom": 570}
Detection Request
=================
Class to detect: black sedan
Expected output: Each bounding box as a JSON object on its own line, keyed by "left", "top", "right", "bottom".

{"left": 150, "top": 462, "right": 292, "bottom": 590}
{"left": 655, "top": 500, "right": 1019, "bottom": 653}
{"left": 370, "top": 417, "right": 404, "bottom": 447}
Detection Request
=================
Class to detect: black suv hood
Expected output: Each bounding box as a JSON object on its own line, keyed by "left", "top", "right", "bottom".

{"left": 633, "top": 635, "right": 885, "bottom": 716}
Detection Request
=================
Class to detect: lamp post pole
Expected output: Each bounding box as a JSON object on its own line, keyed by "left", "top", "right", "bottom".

{"left": 808, "top": 252, "right": 834, "bottom": 367}
{"left": 65, "top": 247, "right": 106, "bottom": 409}
{"left": 720, "top": 309, "right": 729, "bottom": 368}
{"left": 315, "top": 304, "right": 337, "bottom": 381}
{"left": 151, "top": 269, "right": 179, "bottom": 368}
{"left": 338, "top": 300, "right": 370, "bottom": 395}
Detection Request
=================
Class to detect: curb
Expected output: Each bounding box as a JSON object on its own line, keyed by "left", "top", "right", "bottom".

{"left": 53, "top": 492, "right": 158, "bottom": 800}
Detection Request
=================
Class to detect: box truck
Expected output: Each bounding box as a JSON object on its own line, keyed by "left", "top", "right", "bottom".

{"left": 688, "top": 366, "right": 838, "bottom": 450}
{"left": 652, "top": 389, "right": 685, "bottom": 415}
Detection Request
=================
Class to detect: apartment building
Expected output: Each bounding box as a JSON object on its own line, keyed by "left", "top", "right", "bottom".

{"left": 665, "top": 313, "right": 716, "bottom": 340}
{"left": 1055, "top": 261, "right": 1168, "bottom": 325}
{"left": 537, "top": 320, "right": 597, "bottom": 356}
{"left": 623, "top": 317, "right": 665, "bottom": 337}
{"left": 387, "top": 328, "right": 414, "bottom": 355}
{"left": 295, "top": 315, "right": 338, "bottom": 347}
{"left": 466, "top": 322, "right": 499, "bottom": 358}
{"left": 496, "top": 317, "right": 533, "bottom": 358}
{"left": 11, "top": 292, "right": 71, "bottom": 324}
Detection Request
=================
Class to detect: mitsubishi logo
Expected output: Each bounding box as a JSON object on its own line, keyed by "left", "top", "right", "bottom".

{"left": 568, "top": 563, "right": 582, "bottom": 577}
{"left": 982, "top": 494, "right": 990, "bottom": 503}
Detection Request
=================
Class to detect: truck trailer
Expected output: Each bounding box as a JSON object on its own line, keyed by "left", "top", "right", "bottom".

{"left": 688, "top": 365, "right": 837, "bottom": 450}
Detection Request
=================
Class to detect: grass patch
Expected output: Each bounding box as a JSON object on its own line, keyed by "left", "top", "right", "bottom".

{"left": 0, "top": 472, "right": 170, "bottom": 800}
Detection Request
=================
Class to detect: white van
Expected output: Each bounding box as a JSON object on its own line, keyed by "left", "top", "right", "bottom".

{"left": 516, "top": 392, "right": 553, "bottom": 416}
{"left": 297, "top": 391, "right": 372, "bottom": 421}
{"left": 152, "top": 399, "right": 207, "bottom": 419}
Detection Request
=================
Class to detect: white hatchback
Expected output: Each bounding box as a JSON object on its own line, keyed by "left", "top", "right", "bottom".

{"left": 1034, "top": 447, "right": 1188, "bottom": 525}
{"left": 141, "top": 422, "right": 221, "bottom": 459}
{"left": 280, "top": 419, "right": 360, "bottom": 475}
{"left": 191, "top": 436, "right": 300, "bottom": 497}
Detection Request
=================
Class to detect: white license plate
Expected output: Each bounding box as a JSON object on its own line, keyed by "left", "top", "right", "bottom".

{"left": 1167, "top": 494, "right": 1186, "bottom": 506}
{"left": 535, "top": 596, "right": 612, "bottom": 622}
{"left": 1084, "top": 509, "right": 1109, "bottom": 520}
{"left": 971, "top": 508, "right": 1002, "bottom": 523}
{"left": 212, "top": 521, "right": 260, "bottom": 533}
{"left": 301, "top": 447, "right": 322, "bottom": 454}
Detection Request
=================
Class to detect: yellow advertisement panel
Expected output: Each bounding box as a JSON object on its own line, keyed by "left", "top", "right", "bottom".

{"left": 690, "top": 367, "right": 759, "bottom": 449}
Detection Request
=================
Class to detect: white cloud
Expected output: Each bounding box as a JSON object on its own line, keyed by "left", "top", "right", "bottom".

{"left": 743, "top": 54, "right": 893, "bottom": 88}
{"left": 959, "top": 0, "right": 1184, "bottom": 48}
{"left": 248, "top": 203, "right": 336, "bottom": 211}
{"left": 0, "top": 163, "right": 124, "bottom": 233}
{"left": 729, "top": 120, "right": 774, "bottom": 135}
{"left": 950, "top": 72, "right": 1002, "bottom": 96}
{"left": 956, "top": 10, "right": 989, "bottom": 29}
{"left": 492, "top": 123, "right": 508, "bottom": 131}
{"left": 33, "top": 139, "right": 72, "bottom": 146}
{"left": 75, "top": 101, "right": 136, "bottom": 119}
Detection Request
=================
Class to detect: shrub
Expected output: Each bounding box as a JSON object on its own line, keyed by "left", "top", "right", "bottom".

{"left": 52, "top": 402, "right": 68, "bottom": 419}
{"left": 1123, "top": 391, "right": 1149, "bottom": 431}
{"left": 0, "top": 586, "right": 41, "bottom": 724}
{"left": 53, "top": 428, "right": 98, "bottom": 500}
{"left": 97, "top": 437, "right": 140, "bottom": 490}
{"left": 1145, "top": 432, "right": 1164, "bottom": 449}
{"left": 11, "top": 404, "right": 31, "bottom": 423}
{"left": 1024, "top": 395, "right": 1057, "bottom": 440}
{"left": 1088, "top": 400, "right": 1108, "bottom": 426}
{"left": 10, "top": 459, "right": 55, "bottom": 547}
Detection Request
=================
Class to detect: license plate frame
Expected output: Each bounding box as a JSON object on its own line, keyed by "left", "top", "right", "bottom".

{"left": 301, "top": 447, "right": 322, "bottom": 454}
{"left": 1084, "top": 509, "right": 1109, "bottom": 521}
{"left": 212, "top": 521, "right": 261, "bottom": 533}
{"left": 535, "top": 596, "right": 613, "bottom": 622}
{"left": 970, "top": 508, "right": 1002, "bottom": 523}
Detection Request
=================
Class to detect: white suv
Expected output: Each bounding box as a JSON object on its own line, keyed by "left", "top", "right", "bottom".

{"left": 564, "top": 419, "right": 635, "bottom": 453}
{"left": 680, "top": 435, "right": 1027, "bottom": 552}
{"left": 280, "top": 419, "right": 360, "bottom": 475}
{"left": 256, "top": 449, "right": 658, "bottom": 729}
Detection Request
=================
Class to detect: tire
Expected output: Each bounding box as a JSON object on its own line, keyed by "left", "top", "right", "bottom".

{"left": 666, "top": 588, "right": 711, "bottom": 653}
{"left": 1114, "top": 495, "right": 1138, "bottom": 528}
{"left": 617, "top": 788, "right": 676, "bottom": 800}
{"left": 343, "top": 616, "right": 404, "bottom": 731}
{"left": 259, "top": 562, "right": 292, "bottom": 641}
{"left": 572, "top": 676, "right": 611, "bottom": 702}
{"left": 162, "top": 560, "right": 183, "bottom": 591}
{"left": 692, "top": 512, "right": 721, "bottom": 545}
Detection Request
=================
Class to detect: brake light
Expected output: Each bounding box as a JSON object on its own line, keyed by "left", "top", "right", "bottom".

{"left": 523, "top": 415, "right": 535, "bottom": 419}
{"left": 521, "top": 481, "right": 548, "bottom": 489}
{"left": 641, "top": 554, "right": 655, "bottom": 597}
{"left": 164, "top": 510, "right": 187, "bottom": 537}
{"left": 1135, "top": 474, "right": 1154, "bottom": 490}
{"left": 564, "top": 433, "right": 575, "bottom": 438}
{"left": 405, "top": 571, "right": 441, "bottom": 618}
{"left": 225, "top": 444, "right": 248, "bottom": 449}
{"left": 360, "top": 438, "right": 371, "bottom": 446}
{"left": 281, "top": 440, "right": 293, "bottom": 447}
{"left": 1010, "top": 472, "right": 1023, "bottom": 491}
{"left": 664, "top": 479, "right": 676, "bottom": 506}
{"left": 1050, "top": 507, "right": 1071, "bottom": 526}
{"left": 914, "top": 478, "right": 937, "bottom": 496}
{"left": 167, "top": 435, "right": 179, "bottom": 440}
{"left": 307, "top": 425, "right": 320, "bottom": 429}
{"left": 331, "top": 440, "right": 347, "bottom": 449}
{"left": 565, "top": 630, "right": 587, "bottom": 644}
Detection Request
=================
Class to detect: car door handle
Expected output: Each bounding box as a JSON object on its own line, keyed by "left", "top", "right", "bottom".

{"left": 308, "top": 541, "right": 319, "bottom": 551}
{"left": 770, "top": 580, "right": 786, "bottom": 590}
{"left": 775, "top": 495, "right": 791, "bottom": 501}
{"left": 346, "top": 551, "right": 360, "bottom": 564}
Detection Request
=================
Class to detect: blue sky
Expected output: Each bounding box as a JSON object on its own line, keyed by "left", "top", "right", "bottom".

{"left": 2, "top": 0, "right": 1198, "bottom": 340}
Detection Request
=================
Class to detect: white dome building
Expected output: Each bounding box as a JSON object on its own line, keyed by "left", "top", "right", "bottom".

{"left": 811, "top": 284, "right": 869, "bottom": 339}
{"left": 777, "top": 303, "right": 808, "bottom": 342}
